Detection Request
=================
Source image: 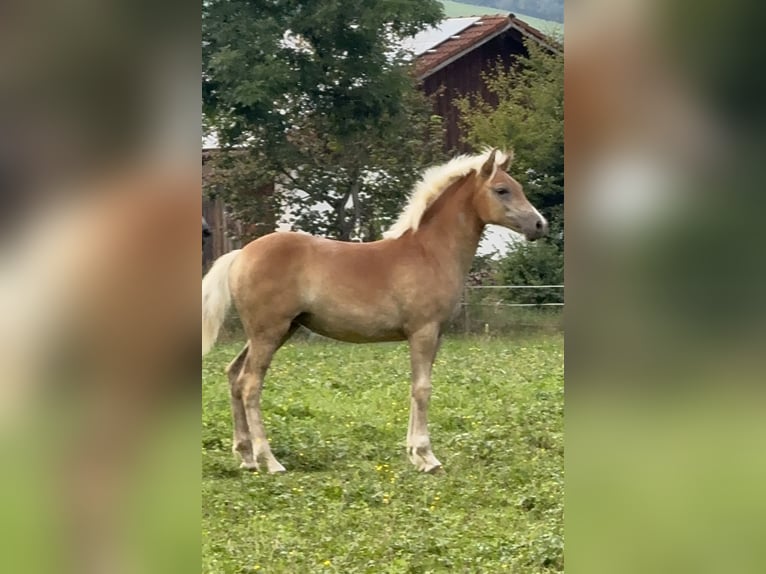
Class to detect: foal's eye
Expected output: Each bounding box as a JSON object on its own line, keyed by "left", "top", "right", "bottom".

{"left": 495, "top": 188, "right": 510, "bottom": 196}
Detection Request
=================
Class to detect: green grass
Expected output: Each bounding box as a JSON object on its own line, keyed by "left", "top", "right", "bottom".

{"left": 440, "top": 1, "right": 564, "bottom": 36}
{"left": 203, "top": 335, "right": 563, "bottom": 573}
{"left": 441, "top": 0, "right": 507, "bottom": 17}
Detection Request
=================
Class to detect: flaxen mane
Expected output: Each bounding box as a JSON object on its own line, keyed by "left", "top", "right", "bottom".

{"left": 383, "top": 148, "right": 513, "bottom": 239}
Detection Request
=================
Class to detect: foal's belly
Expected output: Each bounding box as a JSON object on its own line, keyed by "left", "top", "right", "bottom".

{"left": 296, "top": 310, "right": 406, "bottom": 343}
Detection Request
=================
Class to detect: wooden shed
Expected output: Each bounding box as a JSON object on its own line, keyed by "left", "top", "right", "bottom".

{"left": 411, "top": 14, "right": 559, "bottom": 151}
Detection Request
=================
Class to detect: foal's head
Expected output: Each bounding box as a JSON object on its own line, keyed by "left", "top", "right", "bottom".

{"left": 473, "top": 149, "right": 548, "bottom": 241}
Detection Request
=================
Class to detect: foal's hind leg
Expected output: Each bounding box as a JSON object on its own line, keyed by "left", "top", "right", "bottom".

{"left": 226, "top": 344, "right": 254, "bottom": 467}
{"left": 239, "top": 323, "right": 297, "bottom": 473}
{"left": 406, "top": 324, "right": 443, "bottom": 472}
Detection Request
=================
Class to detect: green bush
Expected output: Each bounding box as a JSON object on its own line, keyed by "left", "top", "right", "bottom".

{"left": 496, "top": 241, "right": 564, "bottom": 305}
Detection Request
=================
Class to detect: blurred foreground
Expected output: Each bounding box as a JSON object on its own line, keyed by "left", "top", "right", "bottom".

{"left": 566, "top": 1, "right": 766, "bottom": 572}
{"left": 0, "top": 1, "right": 200, "bottom": 572}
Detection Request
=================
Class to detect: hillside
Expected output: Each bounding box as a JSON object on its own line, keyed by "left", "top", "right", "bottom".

{"left": 441, "top": 0, "right": 563, "bottom": 36}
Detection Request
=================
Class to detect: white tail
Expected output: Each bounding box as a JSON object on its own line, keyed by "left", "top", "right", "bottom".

{"left": 202, "top": 249, "right": 242, "bottom": 355}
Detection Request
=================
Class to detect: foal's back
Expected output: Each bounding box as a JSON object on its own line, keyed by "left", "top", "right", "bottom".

{"left": 229, "top": 231, "right": 447, "bottom": 343}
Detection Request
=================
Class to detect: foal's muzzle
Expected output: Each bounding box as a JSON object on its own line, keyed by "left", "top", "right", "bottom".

{"left": 525, "top": 217, "right": 549, "bottom": 241}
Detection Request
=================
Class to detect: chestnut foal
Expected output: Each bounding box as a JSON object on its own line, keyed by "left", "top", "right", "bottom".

{"left": 202, "top": 149, "right": 547, "bottom": 473}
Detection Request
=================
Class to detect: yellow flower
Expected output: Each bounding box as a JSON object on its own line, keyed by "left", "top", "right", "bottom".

{"left": 323, "top": 560, "right": 332, "bottom": 567}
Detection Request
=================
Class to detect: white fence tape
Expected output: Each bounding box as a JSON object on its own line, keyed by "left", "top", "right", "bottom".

{"left": 464, "top": 284, "right": 564, "bottom": 307}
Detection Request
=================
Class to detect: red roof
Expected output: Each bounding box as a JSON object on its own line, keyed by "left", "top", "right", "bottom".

{"left": 414, "top": 14, "right": 557, "bottom": 79}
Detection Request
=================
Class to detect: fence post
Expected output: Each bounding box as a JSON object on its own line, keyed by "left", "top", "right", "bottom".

{"left": 463, "top": 285, "right": 469, "bottom": 334}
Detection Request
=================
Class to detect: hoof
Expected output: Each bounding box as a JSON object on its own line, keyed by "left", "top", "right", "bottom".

{"left": 417, "top": 459, "right": 442, "bottom": 473}
{"left": 266, "top": 461, "right": 287, "bottom": 474}
{"left": 408, "top": 445, "right": 442, "bottom": 473}
{"left": 240, "top": 459, "right": 286, "bottom": 474}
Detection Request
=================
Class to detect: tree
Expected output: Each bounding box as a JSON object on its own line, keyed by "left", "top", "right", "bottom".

{"left": 457, "top": 41, "right": 563, "bottom": 239}
{"left": 457, "top": 40, "right": 563, "bottom": 299}
{"left": 203, "top": 0, "right": 446, "bottom": 241}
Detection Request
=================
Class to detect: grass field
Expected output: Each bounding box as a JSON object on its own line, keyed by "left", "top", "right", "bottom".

{"left": 440, "top": 1, "right": 564, "bottom": 36}
{"left": 203, "top": 335, "right": 563, "bottom": 573}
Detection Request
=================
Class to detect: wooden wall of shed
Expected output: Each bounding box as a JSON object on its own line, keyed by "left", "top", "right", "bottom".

{"left": 421, "top": 28, "right": 529, "bottom": 153}
{"left": 202, "top": 150, "right": 277, "bottom": 270}
{"left": 202, "top": 197, "right": 240, "bottom": 271}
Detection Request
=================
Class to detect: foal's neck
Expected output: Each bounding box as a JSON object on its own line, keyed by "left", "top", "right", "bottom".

{"left": 416, "top": 179, "right": 485, "bottom": 279}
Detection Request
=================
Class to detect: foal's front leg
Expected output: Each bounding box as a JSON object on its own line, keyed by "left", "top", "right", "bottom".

{"left": 407, "top": 325, "right": 442, "bottom": 472}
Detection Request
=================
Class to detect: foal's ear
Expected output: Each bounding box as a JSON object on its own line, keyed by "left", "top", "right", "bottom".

{"left": 498, "top": 150, "right": 514, "bottom": 172}
{"left": 480, "top": 149, "right": 498, "bottom": 178}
